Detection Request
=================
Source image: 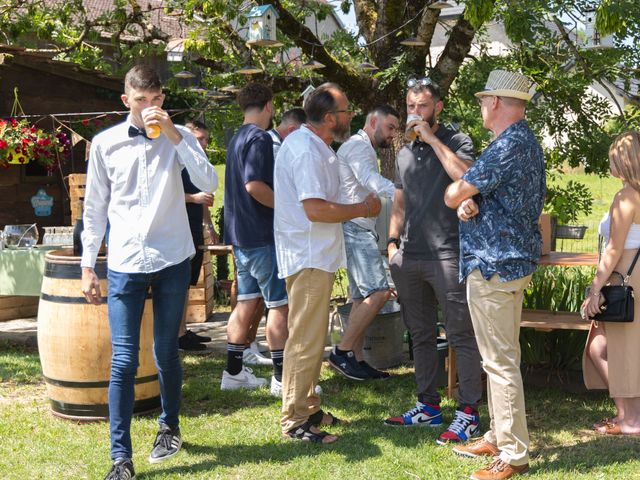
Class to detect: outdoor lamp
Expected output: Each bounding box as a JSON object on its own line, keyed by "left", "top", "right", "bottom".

{"left": 300, "top": 59, "right": 325, "bottom": 70}
{"left": 429, "top": 0, "right": 454, "bottom": 9}
{"left": 400, "top": 36, "right": 426, "bottom": 47}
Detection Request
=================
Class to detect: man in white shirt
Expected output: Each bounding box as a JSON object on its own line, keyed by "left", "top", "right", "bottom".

{"left": 330, "top": 105, "right": 399, "bottom": 381}
{"left": 274, "top": 83, "right": 381, "bottom": 444}
{"left": 80, "top": 65, "right": 217, "bottom": 480}
{"left": 268, "top": 107, "right": 307, "bottom": 158}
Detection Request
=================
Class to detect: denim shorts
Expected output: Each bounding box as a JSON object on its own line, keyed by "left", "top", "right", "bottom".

{"left": 343, "top": 221, "right": 389, "bottom": 299}
{"left": 234, "top": 244, "right": 288, "bottom": 308}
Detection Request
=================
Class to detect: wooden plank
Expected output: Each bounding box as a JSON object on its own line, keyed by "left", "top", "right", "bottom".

{"left": 520, "top": 309, "right": 590, "bottom": 331}
{"left": 68, "top": 174, "right": 87, "bottom": 186}
{"left": 188, "top": 287, "right": 205, "bottom": 302}
{"left": 539, "top": 252, "right": 598, "bottom": 267}
{"left": 0, "top": 304, "right": 38, "bottom": 322}
{"left": 185, "top": 303, "right": 211, "bottom": 324}
{"left": 0, "top": 296, "right": 39, "bottom": 309}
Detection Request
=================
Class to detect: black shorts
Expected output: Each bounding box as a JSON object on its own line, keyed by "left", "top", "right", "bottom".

{"left": 189, "top": 229, "right": 204, "bottom": 286}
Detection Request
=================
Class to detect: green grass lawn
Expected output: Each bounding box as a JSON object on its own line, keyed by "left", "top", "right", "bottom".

{"left": 1, "top": 341, "right": 639, "bottom": 479}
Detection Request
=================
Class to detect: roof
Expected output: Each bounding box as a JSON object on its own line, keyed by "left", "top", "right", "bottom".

{"left": 247, "top": 5, "right": 279, "bottom": 19}
{"left": 0, "top": 44, "right": 122, "bottom": 91}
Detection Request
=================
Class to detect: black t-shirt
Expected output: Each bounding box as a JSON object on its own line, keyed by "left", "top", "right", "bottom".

{"left": 182, "top": 168, "right": 203, "bottom": 236}
{"left": 394, "top": 125, "right": 475, "bottom": 260}
{"left": 223, "top": 124, "right": 275, "bottom": 248}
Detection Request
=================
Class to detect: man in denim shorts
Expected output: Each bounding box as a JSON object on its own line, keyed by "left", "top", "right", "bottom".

{"left": 222, "top": 83, "right": 288, "bottom": 396}
{"left": 330, "top": 105, "right": 400, "bottom": 380}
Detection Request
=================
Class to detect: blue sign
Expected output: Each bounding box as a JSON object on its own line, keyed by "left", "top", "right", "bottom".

{"left": 31, "top": 188, "right": 54, "bottom": 217}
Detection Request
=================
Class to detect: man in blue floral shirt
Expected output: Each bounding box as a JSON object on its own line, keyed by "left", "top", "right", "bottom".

{"left": 444, "top": 70, "right": 545, "bottom": 480}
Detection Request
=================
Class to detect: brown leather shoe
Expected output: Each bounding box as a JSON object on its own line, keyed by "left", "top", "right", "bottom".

{"left": 452, "top": 438, "right": 500, "bottom": 458}
{"left": 471, "top": 458, "right": 530, "bottom": 480}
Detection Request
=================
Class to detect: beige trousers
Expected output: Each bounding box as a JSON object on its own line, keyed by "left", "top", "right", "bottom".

{"left": 466, "top": 269, "right": 532, "bottom": 466}
{"left": 280, "top": 268, "right": 334, "bottom": 433}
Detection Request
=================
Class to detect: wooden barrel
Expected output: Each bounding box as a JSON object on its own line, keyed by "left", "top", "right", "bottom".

{"left": 37, "top": 249, "right": 160, "bottom": 421}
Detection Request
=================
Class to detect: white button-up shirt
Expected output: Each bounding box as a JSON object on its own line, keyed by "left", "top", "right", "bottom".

{"left": 274, "top": 125, "right": 346, "bottom": 278}
{"left": 81, "top": 118, "right": 218, "bottom": 273}
{"left": 337, "top": 129, "right": 395, "bottom": 232}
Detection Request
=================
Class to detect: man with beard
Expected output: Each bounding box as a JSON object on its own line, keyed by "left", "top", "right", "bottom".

{"left": 329, "top": 105, "right": 400, "bottom": 381}
{"left": 384, "top": 78, "right": 483, "bottom": 447}
{"left": 274, "top": 83, "right": 381, "bottom": 443}
{"left": 221, "top": 83, "right": 289, "bottom": 395}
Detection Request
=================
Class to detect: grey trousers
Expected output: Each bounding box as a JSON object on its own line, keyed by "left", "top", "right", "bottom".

{"left": 389, "top": 252, "right": 483, "bottom": 408}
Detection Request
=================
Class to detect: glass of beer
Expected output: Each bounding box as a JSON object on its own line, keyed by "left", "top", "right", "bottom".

{"left": 142, "top": 107, "right": 162, "bottom": 138}
{"left": 405, "top": 114, "right": 423, "bottom": 142}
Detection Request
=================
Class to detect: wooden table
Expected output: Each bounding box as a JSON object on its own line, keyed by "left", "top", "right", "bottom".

{"left": 445, "top": 251, "right": 598, "bottom": 399}
{"left": 199, "top": 244, "right": 237, "bottom": 307}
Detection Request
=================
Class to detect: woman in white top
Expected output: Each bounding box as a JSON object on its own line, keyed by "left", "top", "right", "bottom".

{"left": 581, "top": 131, "right": 640, "bottom": 436}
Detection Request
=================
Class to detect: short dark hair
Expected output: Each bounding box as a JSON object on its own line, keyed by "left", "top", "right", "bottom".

{"left": 237, "top": 83, "right": 273, "bottom": 112}
{"left": 370, "top": 104, "right": 400, "bottom": 120}
{"left": 408, "top": 80, "right": 441, "bottom": 102}
{"left": 124, "top": 64, "right": 162, "bottom": 93}
{"left": 186, "top": 119, "right": 208, "bottom": 131}
{"left": 304, "top": 83, "right": 342, "bottom": 124}
{"left": 280, "top": 108, "right": 307, "bottom": 126}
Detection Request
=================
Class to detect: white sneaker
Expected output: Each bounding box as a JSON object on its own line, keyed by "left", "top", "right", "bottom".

{"left": 221, "top": 366, "right": 268, "bottom": 390}
{"left": 269, "top": 376, "right": 323, "bottom": 398}
{"left": 270, "top": 376, "right": 282, "bottom": 397}
{"left": 243, "top": 342, "right": 273, "bottom": 366}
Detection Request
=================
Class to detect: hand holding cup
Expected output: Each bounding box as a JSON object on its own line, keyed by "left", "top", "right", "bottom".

{"left": 141, "top": 107, "right": 162, "bottom": 138}
{"left": 405, "top": 114, "right": 423, "bottom": 142}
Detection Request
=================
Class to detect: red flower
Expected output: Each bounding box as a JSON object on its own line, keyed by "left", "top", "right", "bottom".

{"left": 0, "top": 139, "right": 7, "bottom": 149}
{"left": 81, "top": 119, "right": 90, "bottom": 125}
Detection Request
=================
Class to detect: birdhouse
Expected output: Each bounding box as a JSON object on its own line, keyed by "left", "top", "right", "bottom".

{"left": 247, "top": 5, "right": 281, "bottom": 47}
{"left": 583, "top": 8, "right": 614, "bottom": 49}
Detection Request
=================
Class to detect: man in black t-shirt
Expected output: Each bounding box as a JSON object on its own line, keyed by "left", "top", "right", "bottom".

{"left": 384, "top": 78, "right": 483, "bottom": 446}
{"left": 178, "top": 120, "right": 216, "bottom": 351}
{"left": 221, "top": 83, "right": 288, "bottom": 395}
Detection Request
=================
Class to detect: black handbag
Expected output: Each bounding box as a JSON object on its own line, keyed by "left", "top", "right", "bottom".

{"left": 588, "top": 249, "right": 640, "bottom": 323}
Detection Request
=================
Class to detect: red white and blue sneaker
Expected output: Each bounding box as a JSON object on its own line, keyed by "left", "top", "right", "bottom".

{"left": 436, "top": 406, "right": 480, "bottom": 445}
{"left": 384, "top": 401, "right": 443, "bottom": 427}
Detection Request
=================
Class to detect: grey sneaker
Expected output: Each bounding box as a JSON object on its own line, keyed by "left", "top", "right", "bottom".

{"left": 148, "top": 423, "right": 182, "bottom": 464}
{"left": 104, "top": 458, "right": 135, "bottom": 479}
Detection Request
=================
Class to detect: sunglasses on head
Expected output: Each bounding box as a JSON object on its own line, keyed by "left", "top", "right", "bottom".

{"left": 406, "top": 77, "right": 437, "bottom": 88}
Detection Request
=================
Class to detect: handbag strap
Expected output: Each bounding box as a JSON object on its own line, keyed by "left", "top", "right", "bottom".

{"left": 624, "top": 248, "right": 640, "bottom": 284}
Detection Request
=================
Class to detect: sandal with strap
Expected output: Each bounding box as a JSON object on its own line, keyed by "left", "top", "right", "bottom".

{"left": 308, "top": 409, "right": 346, "bottom": 426}
{"left": 284, "top": 421, "right": 338, "bottom": 444}
{"left": 593, "top": 417, "right": 614, "bottom": 430}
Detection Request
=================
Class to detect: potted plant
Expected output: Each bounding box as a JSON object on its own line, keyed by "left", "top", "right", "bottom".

{"left": 0, "top": 118, "right": 72, "bottom": 171}
{"left": 545, "top": 180, "right": 593, "bottom": 240}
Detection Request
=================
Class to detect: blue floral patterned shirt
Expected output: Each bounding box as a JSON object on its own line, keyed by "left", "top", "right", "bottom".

{"left": 459, "top": 120, "right": 545, "bottom": 282}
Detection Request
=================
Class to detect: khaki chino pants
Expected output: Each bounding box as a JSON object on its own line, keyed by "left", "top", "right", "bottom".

{"left": 466, "top": 269, "right": 532, "bottom": 466}
{"left": 280, "top": 268, "right": 334, "bottom": 433}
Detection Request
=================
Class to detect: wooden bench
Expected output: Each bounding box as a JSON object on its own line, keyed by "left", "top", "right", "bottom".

{"left": 445, "top": 308, "right": 590, "bottom": 398}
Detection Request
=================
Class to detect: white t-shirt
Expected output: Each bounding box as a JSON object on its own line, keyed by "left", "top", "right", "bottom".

{"left": 274, "top": 125, "right": 346, "bottom": 278}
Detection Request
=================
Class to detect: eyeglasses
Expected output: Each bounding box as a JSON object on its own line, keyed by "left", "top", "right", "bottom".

{"left": 330, "top": 108, "right": 358, "bottom": 115}
{"left": 407, "top": 77, "right": 437, "bottom": 88}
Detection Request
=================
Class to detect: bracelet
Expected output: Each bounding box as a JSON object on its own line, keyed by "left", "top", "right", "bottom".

{"left": 363, "top": 199, "right": 371, "bottom": 218}
{"left": 590, "top": 290, "right": 600, "bottom": 297}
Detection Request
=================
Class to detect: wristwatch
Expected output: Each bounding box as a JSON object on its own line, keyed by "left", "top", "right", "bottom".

{"left": 387, "top": 237, "right": 400, "bottom": 249}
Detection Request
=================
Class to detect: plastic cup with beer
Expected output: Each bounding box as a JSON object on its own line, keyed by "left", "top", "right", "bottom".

{"left": 405, "top": 114, "right": 423, "bottom": 142}
{"left": 142, "top": 107, "right": 162, "bottom": 139}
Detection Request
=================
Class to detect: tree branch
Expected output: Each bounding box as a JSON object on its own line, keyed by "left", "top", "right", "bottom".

{"left": 433, "top": 12, "right": 477, "bottom": 94}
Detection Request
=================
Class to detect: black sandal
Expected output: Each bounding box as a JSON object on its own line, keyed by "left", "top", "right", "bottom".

{"left": 308, "top": 409, "right": 344, "bottom": 426}
{"left": 285, "top": 421, "right": 337, "bottom": 443}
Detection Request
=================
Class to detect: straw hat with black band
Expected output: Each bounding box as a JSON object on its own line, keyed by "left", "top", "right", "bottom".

{"left": 475, "top": 70, "right": 534, "bottom": 101}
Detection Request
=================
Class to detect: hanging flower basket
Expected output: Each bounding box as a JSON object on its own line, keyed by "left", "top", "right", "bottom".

{"left": 0, "top": 118, "right": 71, "bottom": 171}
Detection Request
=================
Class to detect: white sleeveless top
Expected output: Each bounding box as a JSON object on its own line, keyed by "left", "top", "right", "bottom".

{"left": 599, "top": 212, "right": 640, "bottom": 249}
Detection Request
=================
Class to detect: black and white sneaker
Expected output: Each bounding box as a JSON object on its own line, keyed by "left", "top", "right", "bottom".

{"left": 148, "top": 423, "right": 182, "bottom": 464}
{"left": 104, "top": 458, "right": 135, "bottom": 480}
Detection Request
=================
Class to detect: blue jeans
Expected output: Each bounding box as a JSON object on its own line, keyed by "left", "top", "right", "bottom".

{"left": 107, "top": 259, "right": 190, "bottom": 460}
{"left": 234, "top": 245, "right": 288, "bottom": 308}
{"left": 343, "top": 221, "right": 389, "bottom": 299}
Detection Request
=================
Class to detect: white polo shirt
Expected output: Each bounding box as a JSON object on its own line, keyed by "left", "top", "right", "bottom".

{"left": 274, "top": 125, "right": 346, "bottom": 278}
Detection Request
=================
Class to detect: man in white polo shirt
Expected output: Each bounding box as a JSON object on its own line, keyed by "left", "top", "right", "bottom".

{"left": 274, "top": 83, "right": 381, "bottom": 443}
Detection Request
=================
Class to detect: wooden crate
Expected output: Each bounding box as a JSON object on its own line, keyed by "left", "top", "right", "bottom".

{"left": 68, "top": 173, "right": 86, "bottom": 225}
{"left": 186, "top": 249, "right": 215, "bottom": 323}
{"left": 0, "top": 296, "right": 39, "bottom": 322}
